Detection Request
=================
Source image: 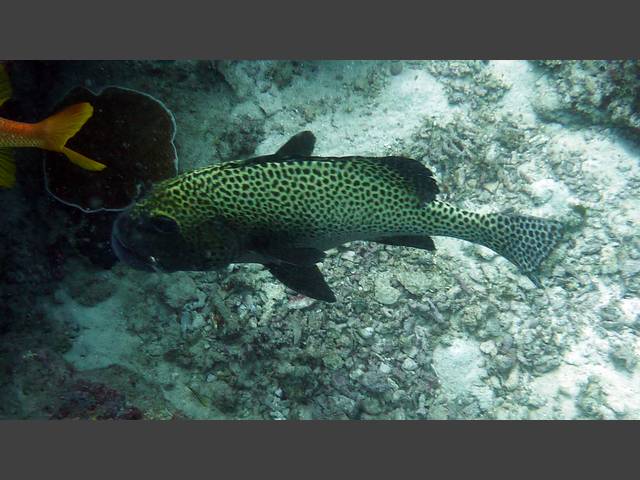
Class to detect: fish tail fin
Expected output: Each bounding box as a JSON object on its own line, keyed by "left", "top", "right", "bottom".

{"left": 38, "top": 102, "right": 106, "bottom": 171}
{"left": 0, "top": 148, "right": 16, "bottom": 188}
{"left": 477, "top": 212, "right": 564, "bottom": 286}
{"left": 39, "top": 102, "right": 93, "bottom": 148}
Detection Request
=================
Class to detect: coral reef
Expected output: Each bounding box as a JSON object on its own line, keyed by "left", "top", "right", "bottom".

{"left": 1, "top": 60, "right": 638, "bottom": 419}
{"left": 532, "top": 60, "right": 640, "bottom": 141}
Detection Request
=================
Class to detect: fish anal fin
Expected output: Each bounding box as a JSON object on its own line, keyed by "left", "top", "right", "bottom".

{"left": 60, "top": 146, "right": 106, "bottom": 171}
{"left": 252, "top": 239, "right": 326, "bottom": 266}
{"left": 375, "top": 235, "right": 436, "bottom": 251}
{"left": 276, "top": 131, "right": 316, "bottom": 157}
{"left": 266, "top": 263, "right": 336, "bottom": 303}
{"left": 379, "top": 156, "right": 439, "bottom": 204}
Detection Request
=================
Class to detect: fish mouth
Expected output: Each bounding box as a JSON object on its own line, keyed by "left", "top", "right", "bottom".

{"left": 110, "top": 230, "right": 156, "bottom": 272}
{"left": 111, "top": 215, "right": 160, "bottom": 272}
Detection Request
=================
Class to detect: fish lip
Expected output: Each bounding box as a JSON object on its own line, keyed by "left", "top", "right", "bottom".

{"left": 110, "top": 222, "right": 156, "bottom": 272}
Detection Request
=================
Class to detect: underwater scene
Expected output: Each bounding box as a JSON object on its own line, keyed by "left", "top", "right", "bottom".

{"left": 0, "top": 60, "right": 638, "bottom": 420}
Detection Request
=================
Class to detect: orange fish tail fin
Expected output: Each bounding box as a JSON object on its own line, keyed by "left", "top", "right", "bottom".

{"left": 40, "top": 102, "right": 93, "bottom": 149}
{"left": 60, "top": 146, "right": 106, "bottom": 171}
{"left": 0, "top": 148, "right": 16, "bottom": 188}
{"left": 38, "top": 102, "right": 106, "bottom": 171}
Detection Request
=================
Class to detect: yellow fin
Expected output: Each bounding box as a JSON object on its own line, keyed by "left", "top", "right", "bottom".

{"left": 0, "top": 148, "right": 16, "bottom": 188}
{"left": 0, "top": 64, "right": 11, "bottom": 107}
{"left": 61, "top": 146, "right": 106, "bottom": 171}
{"left": 39, "top": 102, "right": 94, "bottom": 150}
{"left": 38, "top": 102, "right": 106, "bottom": 171}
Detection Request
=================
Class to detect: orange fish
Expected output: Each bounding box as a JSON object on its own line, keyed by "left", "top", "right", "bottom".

{"left": 0, "top": 64, "right": 106, "bottom": 188}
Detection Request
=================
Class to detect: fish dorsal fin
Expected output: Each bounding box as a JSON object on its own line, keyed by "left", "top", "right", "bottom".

{"left": 379, "top": 156, "right": 439, "bottom": 204}
{"left": 0, "top": 64, "right": 12, "bottom": 107}
{"left": 227, "top": 131, "right": 316, "bottom": 169}
{"left": 276, "top": 131, "right": 316, "bottom": 157}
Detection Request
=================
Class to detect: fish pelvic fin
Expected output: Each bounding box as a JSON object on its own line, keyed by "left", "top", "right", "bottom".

{"left": 477, "top": 212, "right": 564, "bottom": 286}
{"left": 0, "top": 148, "right": 16, "bottom": 188}
{"left": 38, "top": 102, "right": 106, "bottom": 171}
{"left": 266, "top": 263, "right": 336, "bottom": 303}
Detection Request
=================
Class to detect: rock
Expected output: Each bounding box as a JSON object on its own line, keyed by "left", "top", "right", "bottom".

{"left": 340, "top": 251, "right": 357, "bottom": 262}
{"left": 428, "top": 403, "right": 449, "bottom": 420}
{"left": 208, "top": 380, "right": 237, "bottom": 413}
{"left": 432, "top": 338, "right": 486, "bottom": 396}
{"left": 390, "top": 62, "right": 403, "bottom": 76}
{"left": 396, "top": 270, "right": 430, "bottom": 296}
{"left": 65, "top": 270, "right": 117, "bottom": 307}
{"left": 361, "top": 397, "right": 384, "bottom": 415}
{"left": 576, "top": 376, "right": 608, "bottom": 419}
{"left": 402, "top": 358, "right": 418, "bottom": 371}
{"left": 358, "top": 326, "right": 375, "bottom": 339}
{"left": 379, "top": 362, "right": 392, "bottom": 374}
{"left": 609, "top": 342, "right": 638, "bottom": 372}
{"left": 622, "top": 260, "right": 640, "bottom": 278}
{"left": 191, "top": 313, "right": 206, "bottom": 330}
{"left": 322, "top": 353, "right": 344, "bottom": 370}
{"left": 479, "top": 340, "right": 498, "bottom": 356}
{"left": 333, "top": 394, "right": 358, "bottom": 418}
{"left": 374, "top": 273, "right": 401, "bottom": 305}
{"left": 360, "top": 371, "right": 392, "bottom": 394}
{"left": 504, "top": 366, "right": 520, "bottom": 391}
{"left": 287, "top": 296, "right": 316, "bottom": 310}
{"left": 164, "top": 273, "right": 197, "bottom": 309}
{"left": 494, "top": 354, "right": 516, "bottom": 373}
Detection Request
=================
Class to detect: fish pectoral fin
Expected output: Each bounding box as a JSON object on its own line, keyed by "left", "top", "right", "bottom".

{"left": 266, "top": 263, "right": 336, "bottom": 303}
{"left": 275, "top": 131, "right": 316, "bottom": 157}
{"left": 253, "top": 240, "right": 325, "bottom": 266}
{"left": 374, "top": 235, "right": 436, "bottom": 251}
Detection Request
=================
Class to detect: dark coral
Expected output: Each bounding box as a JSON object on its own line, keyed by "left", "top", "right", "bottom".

{"left": 43, "top": 86, "right": 178, "bottom": 212}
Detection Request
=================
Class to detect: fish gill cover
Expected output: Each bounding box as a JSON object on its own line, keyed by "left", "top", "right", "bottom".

{"left": 0, "top": 60, "right": 639, "bottom": 420}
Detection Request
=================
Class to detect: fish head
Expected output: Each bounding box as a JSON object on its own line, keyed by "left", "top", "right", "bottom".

{"left": 111, "top": 181, "right": 238, "bottom": 272}
{"left": 111, "top": 208, "right": 193, "bottom": 272}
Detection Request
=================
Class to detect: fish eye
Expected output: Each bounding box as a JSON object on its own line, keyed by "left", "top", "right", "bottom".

{"left": 149, "top": 215, "right": 179, "bottom": 234}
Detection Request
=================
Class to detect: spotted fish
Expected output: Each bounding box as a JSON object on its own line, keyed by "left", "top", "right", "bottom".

{"left": 111, "top": 131, "right": 564, "bottom": 302}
